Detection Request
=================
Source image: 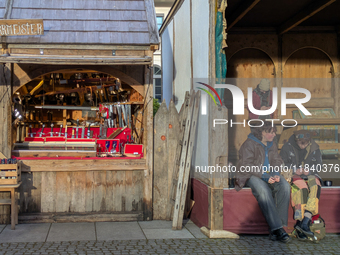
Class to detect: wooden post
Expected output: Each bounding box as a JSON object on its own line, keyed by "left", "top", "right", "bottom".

{"left": 143, "top": 64, "right": 153, "bottom": 220}
{"left": 276, "top": 34, "right": 283, "bottom": 134}
{"left": 153, "top": 101, "right": 169, "bottom": 219}
{"left": 201, "top": 0, "right": 238, "bottom": 239}
{"left": 335, "top": 28, "right": 340, "bottom": 117}
{"left": 0, "top": 62, "right": 12, "bottom": 158}
{"left": 202, "top": 103, "right": 238, "bottom": 238}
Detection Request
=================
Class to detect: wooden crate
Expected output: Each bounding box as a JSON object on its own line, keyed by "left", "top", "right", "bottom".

{"left": 0, "top": 162, "right": 21, "bottom": 185}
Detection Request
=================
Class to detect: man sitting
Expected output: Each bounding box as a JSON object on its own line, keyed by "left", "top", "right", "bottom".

{"left": 235, "top": 121, "right": 291, "bottom": 243}
{"left": 280, "top": 130, "right": 322, "bottom": 242}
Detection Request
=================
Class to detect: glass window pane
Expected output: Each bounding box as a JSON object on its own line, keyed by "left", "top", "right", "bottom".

{"left": 154, "top": 66, "right": 161, "bottom": 75}
{"left": 156, "top": 87, "right": 161, "bottom": 94}
{"left": 157, "top": 16, "right": 163, "bottom": 30}
{"left": 155, "top": 79, "right": 161, "bottom": 86}
{"left": 157, "top": 16, "right": 163, "bottom": 23}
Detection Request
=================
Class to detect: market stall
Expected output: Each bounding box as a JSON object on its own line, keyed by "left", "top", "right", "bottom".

{"left": 160, "top": 0, "right": 340, "bottom": 235}
{"left": 0, "top": 0, "right": 158, "bottom": 223}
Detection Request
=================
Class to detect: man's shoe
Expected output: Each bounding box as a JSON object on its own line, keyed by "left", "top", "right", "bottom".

{"left": 295, "top": 229, "right": 308, "bottom": 241}
{"left": 294, "top": 221, "right": 307, "bottom": 241}
{"left": 270, "top": 228, "right": 291, "bottom": 243}
{"left": 295, "top": 217, "right": 314, "bottom": 239}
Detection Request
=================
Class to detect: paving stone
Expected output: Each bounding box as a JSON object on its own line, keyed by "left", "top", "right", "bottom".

{"left": 184, "top": 224, "right": 208, "bottom": 239}
{"left": 138, "top": 220, "right": 173, "bottom": 230}
{"left": 96, "top": 222, "right": 146, "bottom": 241}
{"left": 143, "top": 228, "right": 195, "bottom": 239}
{"left": 47, "top": 223, "right": 96, "bottom": 242}
{"left": 0, "top": 224, "right": 51, "bottom": 243}
{"left": 0, "top": 227, "right": 339, "bottom": 254}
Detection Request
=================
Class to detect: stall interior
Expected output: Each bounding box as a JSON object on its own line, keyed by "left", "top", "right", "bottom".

{"left": 11, "top": 70, "right": 144, "bottom": 159}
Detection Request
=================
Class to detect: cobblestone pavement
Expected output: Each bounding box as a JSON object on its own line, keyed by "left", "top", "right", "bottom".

{"left": 0, "top": 235, "right": 339, "bottom": 255}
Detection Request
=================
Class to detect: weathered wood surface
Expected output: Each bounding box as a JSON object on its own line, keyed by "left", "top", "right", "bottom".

{"left": 0, "top": 62, "right": 11, "bottom": 224}
{"left": 143, "top": 64, "right": 153, "bottom": 221}
{"left": 1, "top": 0, "right": 159, "bottom": 45}
{"left": 168, "top": 92, "right": 190, "bottom": 220}
{"left": 20, "top": 159, "right": 147, "bottom": 172}
{"left": 172, "top": 91, "right": 199, "bottom": 230}
{"left": 0, "top": 55, "right": 152, "bottom": 66}
{"left": 12, "top": 150, "right": 96, "bottom": 158}
{"left": 167, "top": 101, "right": 180, "bottom": 214}
{"left": 154, "top": 92, "right": 197, "bottom": 222}
{"left": 175, "top": 91, "right": 201, "bottom": 229}
{"left": 0, "top": 63, "right": 12, "bottom": 158}
{"left": 8, "top": 170, "right": 144, "bottom": 222}
{"left": 208, "top": 102, "right": 229, "bottom": 231}
{"left": 153, "top": 101, "right": 169, "bottom": 219}
{"left": 18, "top": 211, "right": 143, "bottom": 223}
{"left": 0, "top": 19, "right": 44, "bottom": 36}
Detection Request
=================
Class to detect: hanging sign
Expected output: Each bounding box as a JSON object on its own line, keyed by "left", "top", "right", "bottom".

{"left": 0, "top": 19, "right": 44, "bottom": 36}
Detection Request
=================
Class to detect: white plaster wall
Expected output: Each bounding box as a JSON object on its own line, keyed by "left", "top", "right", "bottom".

{"left": 160, "top": 0, "right": 211, "bottom": 176}
{"left": 161, "top": 21, "right": 174, "bottom": 106}
{"left": 173, "top": 0, "right": 192, "bottom": 110}
{"left": 191, "top": 0, "right": 210, "bottom": 178}
{"left": 192, "top": 0, "right": 209, "bottom": 79}
{"left": 153, "top": 54, "right": 161, "bottom": 68}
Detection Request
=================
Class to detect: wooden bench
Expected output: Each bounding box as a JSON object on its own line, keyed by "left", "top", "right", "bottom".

{"left": 190, "top": 179, "right": 340, "bottom": 234}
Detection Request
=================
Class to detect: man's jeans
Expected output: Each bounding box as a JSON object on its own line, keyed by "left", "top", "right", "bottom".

{"left": 246, "top": 175, "right": 290, "bottom": 231}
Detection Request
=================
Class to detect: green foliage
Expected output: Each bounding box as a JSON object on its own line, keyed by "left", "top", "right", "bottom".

{"left": 153, "top": 98, "right": 160, "bottom": 116}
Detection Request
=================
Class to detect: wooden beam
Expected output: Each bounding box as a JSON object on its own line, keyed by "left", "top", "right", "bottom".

{"left": 335, "top": 27, "right": 340, "bottom": 117}
{"left": 8, "top": 44, "right": 151, "bottom": 51}
{"left": 159, "top": 0, "right": 185, "bottom": 35}
{"left": 18, "top": 212, "right": 143, "bottom": 223}
{"left": 143, "top": 64, "right": 153, "bottom": 221}
{"left": 0, "top": 54, "right": 152, "bottom": 66}
{"left": 20, "top": 159, "right": 147, "bottom": 172}
{"left": 226, "top": 0, "right": 261, "bottom": 32}
{"left": 278, "top": 0, "right": 337, "bottom": 35}
{"left": 0, "top": 63, "right": 12, "bottom": 158}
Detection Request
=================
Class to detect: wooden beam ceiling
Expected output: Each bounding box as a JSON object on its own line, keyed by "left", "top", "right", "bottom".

{"left": 226, "top": 0, "right": 261, "bottom": 32}
{"left": 278, "top": 0, "right": 337, "bottom": 35}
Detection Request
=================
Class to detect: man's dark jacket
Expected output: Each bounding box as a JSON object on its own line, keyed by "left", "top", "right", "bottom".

{"left": 235, "top": 136, "right": 283, "bottom": 191}
{"left": 279, "top": 134, "right": 322, "bottom": 173}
